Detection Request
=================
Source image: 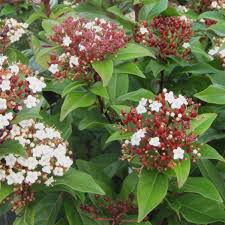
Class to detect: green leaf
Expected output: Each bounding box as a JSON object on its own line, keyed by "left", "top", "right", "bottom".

{"left": 145, "top": 60, "right": 165, "bottom": 77}
{"left": 62, "top": 81, "right": 85, "bottom": 97}
{"left": 106, "top": 131, "right": 132, "bottom": 144}
{"left": 117, "top": 88, "right": 155, "bottom": 102}
{"left": 60, "top": 92, "right": 96, "bottom": 121}
{"left": 54, "top": 168, "right": 105, "bottom": 195}
{"left": 115, "top": 62, "right": 145, "bottom": 78}
{"left": 0, "top": 4, "right": 16, "bottom": 17}
{"left": 107, "top": 6, "right": 136, "bottom": 25}
{"left": 118, "top": 173, "right": 139, "bottom": 199}
{"left": 0, "top": 184, "right": 13, "bottom": 203}
{"left": 64, "top": 199, "right": 98, "bottom": 225}
{"left": 195, "top": 85, "right": 225, "bottom": 104}
{"left": 174, "top": 157, "right": 190, "bottom": 188}
{"left": 107, "top": 73, "right": 129, "bottom": 100}
{"left": 198, "top": 11, "right": 225, "bottom": 22}
{"left": 14, "top": 206, "right": 35, "bottom": 225}
{"left": 34, "top": 46, "right": 59, "bottom": 69}
{"left": 92, "top": 59, "right": 113, "bottom": 87}
{"left": 139, "top": 0, "right": 168, "bottom": 20}
{"left": 200, "top": 144, "right": 225, "bottom": 162}
{"left": 182, "top": 177, "right": 223, "bottom": 203}
{"left": 76, "top": 160, "right": 112, "bottom": 196}
{"left": 90, "top": 82, "right": 109, "bottom": 99}
{"left": 114, "top": 43, "right": 155, "bottom": 61}
{"left": 198, "top": 159, "right": 225, "bottom": 201}
{"left": 189, "top": 113, "right": 217, "bottom": 135}
{"left": 177, "top": 193, "right": 225, "bottom": 224}
{"left": 26, "top": 11, "right": 47, "bottom": 25}
{"left": 32, "top": 193, "right": 62, "bottom": 225}
{"left": 208, "top": 22, "right": 225, "bottom": 37}
{"left": 0, "top": 140, "right": 26, "bottom": 157}
{"left": 137, "top": 169, "right": 168, "bottom": 222}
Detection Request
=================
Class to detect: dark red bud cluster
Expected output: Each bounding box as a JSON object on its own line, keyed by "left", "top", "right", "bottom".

{"left": 80, "top": 194, "right": 144, "bottom": 225}
{"left": 134, "top": 16, "right": 193, "bottom": 59}
{"left": 49, "top": 17, "right": 128, "bottom": 81}
{"left": 121, "top": 91, "right": 201, "bottom": 172}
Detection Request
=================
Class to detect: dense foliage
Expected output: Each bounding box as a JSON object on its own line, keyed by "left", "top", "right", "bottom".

{"left": 0, "top": 0, "right": 225, "bottom": 225}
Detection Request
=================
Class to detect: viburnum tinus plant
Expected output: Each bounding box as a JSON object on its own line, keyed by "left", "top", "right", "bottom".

{"left": 1, "top": 1, "right": 225, "bottom": 225}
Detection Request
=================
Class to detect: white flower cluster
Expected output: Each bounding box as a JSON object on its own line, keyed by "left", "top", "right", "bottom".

{"left": 2, "top": 18, "right": 28, "bottom": 44}
{"left": 210, "top": 0, "right": 225, "bottom": 9}
{"left": 136, "top": 90, "right": 188, "bottom": 115}
{"left": 0, "top": 56, "right": 46, "bottom": 143}
{"left": 0, "top": 119, "right": 73, "bottom": 187}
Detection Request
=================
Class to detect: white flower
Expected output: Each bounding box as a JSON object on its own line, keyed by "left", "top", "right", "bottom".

{"left": 140, "top": 27, "right": 148, "bottom": 35}
{"left": 0, "top": 98, "right": 7, "bottom": 110}
{"left": 4, "top": 154, "right": 17, "bottom": 167}
{"left": 0, "top": 55, "right": 7, "bottom": 67}
{"left": 45, "top": 127, "right": 60, "bottom": 139}
{"left": 42, "top": 165, "right": 52, "bottom": 174}
{"left": 182, "top": 42, "right": 190, "bottom": 49}
{"left": 10, "top": 125, "right": 21, "bottom": 138}
{"left": 0, "top": 114, "right": 10, "bottom": 129}
{"left": 136, "top": 104, "right": 147, "bottom": 114}
{"left": 48, "top": 64, "right": 59, "bottom": 74}
{"left": 9, "top": 64, "right": 19, "bottom": 75}
{"left": 34, "top": 129, "right": 47, "bottom": 141}
{"left": 211, "top": 1, "right": 218, "bottom": 8}
{"left": 69, "top": 56, "right": 79, "bottom": 68}
{"left": 45, "top": 176, "right": 55, "bottom": 186}
{"left": 165, "top": 91, "right": 175, "bottom": 104}
{"left": 180, "top": 15, "right": 188, "bottom": 21}
{"left": 56, "top": 156, "right": 73, "bottom": 168}
{"left": 19, "top": 119, "right": 34, "bottom": 128}
{"left": 53, "top": 167, "right": 64, "bottom": 176}
{"left": 131, "top": 128, "right": 146, "bottom": 146}
{"left": 0, "top": 169, "right": 6, "bottom": 180}
{"left": 34, "top": 122, "right": 45, "bottom": 130}
{"left": 0, "top": 79, "right": 11, "bottom": 91}
{"left": 24, "top": 95, "right": 39, "bottom": 108}
{"left": 25, "top": 171, "right": 39, "bottom": 184}
{"left": 177, "top": 5, "right": 188, "bottom": 13}
{"left": 136, "top": 98, "right": 148, "bottom": 114}
{"left": 6, "top": 171, "right": 24, "bottom": 185}
{"left": 193, "top": 149, "right": 198, "bottom": 154}
{"left": 149, "top": 137, "right": 160, "bottom": 147}
{"left": 26, "top": 157, "right": 38, "bottom": 170}
{"left": 219, "top": 49, "right": 225, "bottom": 58}
{"left": 62, "top": 35, "right": 72, "bottom": 47}
{"left": 79, "top": 44, "right": 86, "bottom": 51}
{"left": 173, "top": 147, "right": 185, "bottom": 160}
{"left": 208, "top": 47, "right": 219, "bottom": 56}
{"left": 26, "top": 76, "right": 46, "bottom": 93}
{"left": 150, "top": 101, "right": 162, "bottom": 112}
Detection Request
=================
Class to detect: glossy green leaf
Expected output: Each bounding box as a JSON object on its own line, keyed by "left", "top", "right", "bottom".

{"left": 106, "top": 131, "right": 132, "bottom": 144}
{"left": 189, "top": 113, "right": 217, "bottom": 135}
{"left": 182, "top": 177, "right": 223, "bottom": 202}
{"left": 60, "top": 92, "right": 96, "bottom": 121}
{"left": 174, "top": 157, "right": 190, "bottom": 188}
{"left": 117, "top": 88, "right": 155, "bottom": 102}
{"left": 54, "top": 168, "right": 105, "bottom": 195}
{"left": 195, "top": 85, "right": 225, "bottom": 104}
{"left": 115, "top": 62, "right": 145, "bottom": 78}
{"left": 177, "top": 194, "right": 225, "bottom": 224}
{"left": 114, "top": 43, "right": 155, "bottom": 61}
{"left": 0, "top": 140, "right": 26, "bottom": 157}
{"left": 92, "top": 59, "right": 113, "bottom": 87}
{"left": 0, "top": 184, "right": 13, "bottom": 203}
{"left": 200, "top": 144, "right": 225, "bottom": 162}
{"left": 137, "top": 169, "right": 168, "bottom": 222}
